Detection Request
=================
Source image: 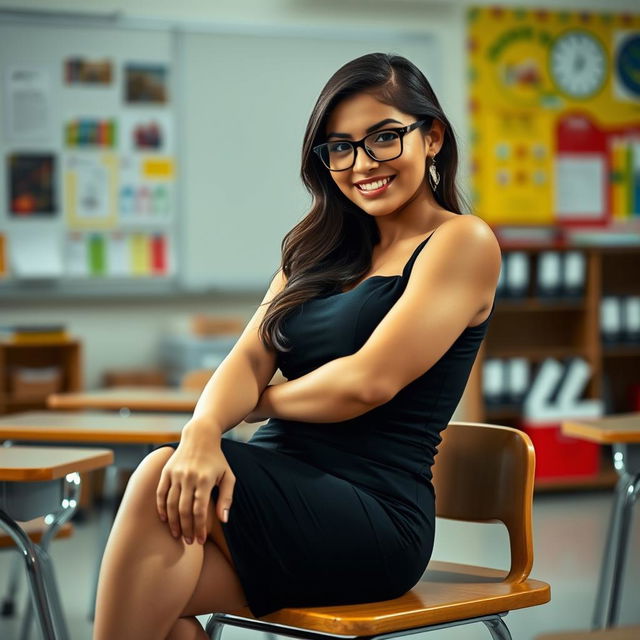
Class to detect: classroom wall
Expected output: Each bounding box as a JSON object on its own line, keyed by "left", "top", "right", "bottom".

{"left": 3, "top": 0, "right": 638, "bottom": 394}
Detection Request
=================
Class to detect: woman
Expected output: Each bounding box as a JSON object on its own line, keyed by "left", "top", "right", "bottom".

{"left": 93, "top": 52, "right": 501, "bottom": 640}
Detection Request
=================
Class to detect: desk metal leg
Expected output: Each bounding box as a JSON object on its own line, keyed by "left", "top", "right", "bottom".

{"left": 88, "top": 465, "right": 121, "bottom": 620}
{"left": 592, "top": 444, "right": 640, "bottom": 629}
{"left": 0, "top": 472, "right": 80, "bottom": 640}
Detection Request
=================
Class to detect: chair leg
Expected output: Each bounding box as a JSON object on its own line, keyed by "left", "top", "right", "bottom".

{"left": 1, "top": 552, "right": 22, "bottom": 616}
{"left": 205, "top": 615, "right": 224, "bottom": 640}
{"left": 483, "top": 615, "right": 512, "bottom": 640}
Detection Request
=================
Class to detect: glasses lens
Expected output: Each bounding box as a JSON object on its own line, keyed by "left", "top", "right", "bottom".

{"left": 321, "top": 141, "right": 355, "bottom": 171}
{"left": 364, "top": 130, "right": 401, "bottom": 161}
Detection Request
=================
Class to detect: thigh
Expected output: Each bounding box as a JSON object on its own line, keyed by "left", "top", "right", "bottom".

{"left": 179, "top": 538, "right": 249, "bottom": 617}
{"left": 132, "top": 447, "right": 249, "bottom": 615}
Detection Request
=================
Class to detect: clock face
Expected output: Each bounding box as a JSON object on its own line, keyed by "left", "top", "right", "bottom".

{"left": 550, "top": 30, "right": 607, "bottom": 99}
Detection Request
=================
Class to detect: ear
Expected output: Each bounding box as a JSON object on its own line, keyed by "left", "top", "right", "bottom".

{"left": 423, "top": 118, "right": 445, "bottom": 158}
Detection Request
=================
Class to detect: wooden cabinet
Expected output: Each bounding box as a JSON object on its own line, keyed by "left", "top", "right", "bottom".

{"left": 0, "top": 340, "right": 83, "bottom": 415}
{"left": 467, "top": 244, "right": 640, "bottom": 491}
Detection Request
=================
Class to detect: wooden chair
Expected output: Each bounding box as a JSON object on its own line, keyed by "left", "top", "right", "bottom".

{"left": 204, "top": 421, "right": 551, "bottom": 640}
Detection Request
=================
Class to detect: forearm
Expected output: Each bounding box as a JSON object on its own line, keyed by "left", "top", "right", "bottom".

{"left": 185, "top": 351, "right": 270, "bottom": 439}
{"left": 256, "top": 354, "right": 384, "bottom": 423}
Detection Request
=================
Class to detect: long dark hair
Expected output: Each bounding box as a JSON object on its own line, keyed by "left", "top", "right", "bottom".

{"left": 259, "top": 52, "right": 467, "bottom": 352}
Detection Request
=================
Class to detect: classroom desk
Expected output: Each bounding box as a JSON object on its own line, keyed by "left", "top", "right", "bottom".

{"left": 47, "top": 386, "right": 200, "bottom": 413}
{"left": 562, "top": 413, "right": 640, "bottom": 630}
{"left": 0, "top": 410, "right": 262, "bottom": 618}
{"left": 0, "top": 445, "right": 113, "bottom": 640}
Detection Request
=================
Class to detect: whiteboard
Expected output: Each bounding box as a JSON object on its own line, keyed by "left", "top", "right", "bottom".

{"left": 178, "top": 29, "right": 440, "bottom": 292}
{"left": 0, "top": 18, "right": 177, "bottom": 298}
{"left": 0, "top": 13, "right": 440, "bottom": 297}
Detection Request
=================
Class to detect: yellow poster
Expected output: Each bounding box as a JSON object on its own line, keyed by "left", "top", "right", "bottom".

{"left": 468, "top": 7, "right": 640, "bottom": 227}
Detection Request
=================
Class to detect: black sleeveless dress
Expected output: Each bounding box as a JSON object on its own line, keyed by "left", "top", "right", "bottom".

{"left": 156, "top": 230, "right": 495, "bottom": 618}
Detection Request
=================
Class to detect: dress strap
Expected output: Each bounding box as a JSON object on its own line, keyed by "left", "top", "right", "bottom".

{"left": 401, "top": 230, "right": 437, "bottom": 279}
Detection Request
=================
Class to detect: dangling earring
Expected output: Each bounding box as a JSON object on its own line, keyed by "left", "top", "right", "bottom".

{"left": 428, "top": 154, "right": 441, "bottom": 191}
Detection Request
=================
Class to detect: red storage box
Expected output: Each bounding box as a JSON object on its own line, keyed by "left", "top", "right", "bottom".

{"left": 521, "top": 420, "right": 600, "bottom": 479}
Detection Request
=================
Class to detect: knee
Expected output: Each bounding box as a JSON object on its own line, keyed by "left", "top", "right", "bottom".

{"left": 123, "top": 446, "right": 174, "bottom": 503}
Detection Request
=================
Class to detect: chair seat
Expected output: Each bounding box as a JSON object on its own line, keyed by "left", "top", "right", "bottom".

{"left": 0, "top": 517, "right": 74, "bottom": 548}
{"left": 221, "top": 560, "right": 551, "bottom": 636}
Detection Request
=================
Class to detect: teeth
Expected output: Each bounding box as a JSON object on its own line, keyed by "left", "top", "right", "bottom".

{"left": 357, "top": 177, "right": 391, "bottom": 191}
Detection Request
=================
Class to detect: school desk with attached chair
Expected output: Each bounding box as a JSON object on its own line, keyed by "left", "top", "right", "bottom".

{"left": 0, "top": 445, "right": 113, "bottom": 640}
{"left": 0, "top": 409, "right": 264, "bottom": 620}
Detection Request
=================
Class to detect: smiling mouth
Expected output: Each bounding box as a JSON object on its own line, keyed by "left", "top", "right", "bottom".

{"left": 355, "top": 175, "right": 396, "bottom": 192}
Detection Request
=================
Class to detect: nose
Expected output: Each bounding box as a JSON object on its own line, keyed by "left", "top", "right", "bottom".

{"left": 353, "top": 145, "right": 380, "bottom": 172}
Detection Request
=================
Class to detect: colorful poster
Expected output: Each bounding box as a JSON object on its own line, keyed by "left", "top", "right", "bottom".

{"left": 7, "top": 153, "right": 57, "bottom": 216}
{"left": 468, "top": 7, "right": 640, "bottom": 227}
{"left": 65, "top": 152, "right": 118, "bottom": 228}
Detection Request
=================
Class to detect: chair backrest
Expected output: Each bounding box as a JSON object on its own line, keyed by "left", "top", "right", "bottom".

{"left": 431, "top": 421, "right": 535, "bottom": 583}
{"left": 180, "top": 369, "right": 214, "bottom": 392}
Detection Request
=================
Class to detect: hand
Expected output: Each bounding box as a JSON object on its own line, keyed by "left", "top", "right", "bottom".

{"left": 155, "top": 427, "right": 235, "bottom": 545}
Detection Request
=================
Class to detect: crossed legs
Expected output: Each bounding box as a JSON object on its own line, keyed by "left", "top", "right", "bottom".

{"left": 93, "top": 447, "right": 249, "bottom": 640}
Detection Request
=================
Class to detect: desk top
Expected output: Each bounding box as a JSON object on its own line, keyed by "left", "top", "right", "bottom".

{"left": 0, "top": 446, "right": 113, "bottom": 481}
{"left": 562, "top": 412, "right": 640, "bottom": 444}
{"left": 48, "top": 387, "right": 199, "bottom": 412}
{"left": 0, "top": 411, "right": 190, "bottom": 444}
{"left": 0, "top": 411, "right": 263, "bottom": 444}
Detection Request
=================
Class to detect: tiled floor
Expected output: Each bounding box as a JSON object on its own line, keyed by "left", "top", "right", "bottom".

{"left": 1, "top": 489, "right": 639, "bottom": 640}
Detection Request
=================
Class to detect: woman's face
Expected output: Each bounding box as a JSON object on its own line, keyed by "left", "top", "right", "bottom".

{"left": 323, "top": 92, "right": 442, "bottom": 218}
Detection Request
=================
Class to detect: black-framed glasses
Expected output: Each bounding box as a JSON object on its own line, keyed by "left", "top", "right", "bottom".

{"left": 312, "top": 119, "right": 426, "bottom": 171}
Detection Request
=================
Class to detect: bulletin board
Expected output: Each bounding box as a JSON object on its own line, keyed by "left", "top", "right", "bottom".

{"left": 467, "top": 6, "right": 640, "bottom": 227}
{"left": 0, "top": 12, "right": 439, "bottom": 296}
{"left": 0, "top": 17, "right": 177, "bottom": 295}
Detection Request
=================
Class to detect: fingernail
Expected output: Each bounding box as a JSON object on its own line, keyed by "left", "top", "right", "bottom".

{"left": 185, "top": 537, "right": 192, "bottom": 545}
{"left": 198, "top": 536, "right": 205, "bottom": 544}
{"left": 159, "top": 514, "right": 166, "bottom": 522}
{"left": 171, "top": 529, "right": 178, "bottom": 538}
{"left": 223, "top": 509, "right": 229, "bottom": 523}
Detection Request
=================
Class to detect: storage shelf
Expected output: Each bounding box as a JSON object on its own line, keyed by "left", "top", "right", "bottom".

{"left": 469, "top": 242, "right": 640, "bottom": 493}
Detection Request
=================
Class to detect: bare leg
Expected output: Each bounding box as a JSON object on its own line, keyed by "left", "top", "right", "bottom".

{"left": 93, "top": 448, "right": 247, "bottom": 640}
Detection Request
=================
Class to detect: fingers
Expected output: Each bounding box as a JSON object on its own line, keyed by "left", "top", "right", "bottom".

{"left": 165, "top": 482, "right": 182, "bottom": 539}
{"left": 156, "top": 470, "right": 170, "bottom": 523}
{"left": 178, "top": 483, "right": 196, "bottom": 544}
{"left": 193, "top": 486, "right": 209, "bottom": 545}
{"left": 217, "top": 469, "right": 236, "bottom": 524}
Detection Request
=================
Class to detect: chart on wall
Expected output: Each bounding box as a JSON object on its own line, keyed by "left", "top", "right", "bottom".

{"left": 467, "top": 6, "right": 640, "bottom": 227}
{"left": 0, "top": 22, "right": 177, "bottom": 285}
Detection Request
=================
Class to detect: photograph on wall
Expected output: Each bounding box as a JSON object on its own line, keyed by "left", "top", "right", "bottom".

{"left": 3, "top": 66, "right": 52, "bottom": 142}
{"left": 120, "top": 112, "right": 173, "bottom": 153}
{"left": 7, "top": 152, "right": 57, "bottom": 217}
{"left": 64, "top": 57, "right": 114, "bottom": 85}
{"left": 124, "top": 63, "right": 169, "bottom": 104}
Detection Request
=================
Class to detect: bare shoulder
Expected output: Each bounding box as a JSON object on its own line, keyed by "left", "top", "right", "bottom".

{"left": 409, "top": 213, "right": 500, "bottom": 323}
{"left": 429, "top": 213, "right": 501, "bottom": 276}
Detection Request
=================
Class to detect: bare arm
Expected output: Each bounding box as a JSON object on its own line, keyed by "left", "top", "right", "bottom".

{"left": 250, "top": 216, "right": 501, "bottom": 423}
{"left": 248, "top": 354, "right": 380, "bottom": 423}
{"left": 182, "top": 268, "right": 287, "bottom": 441}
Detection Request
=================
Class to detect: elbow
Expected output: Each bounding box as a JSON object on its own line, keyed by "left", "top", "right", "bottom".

{"left": 354, "top": 376, "right": 396, "bottom": 407}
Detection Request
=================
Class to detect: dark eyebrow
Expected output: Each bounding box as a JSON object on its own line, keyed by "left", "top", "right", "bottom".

{"left": 327, "top": 118, "right": 403, "bottom": 139}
